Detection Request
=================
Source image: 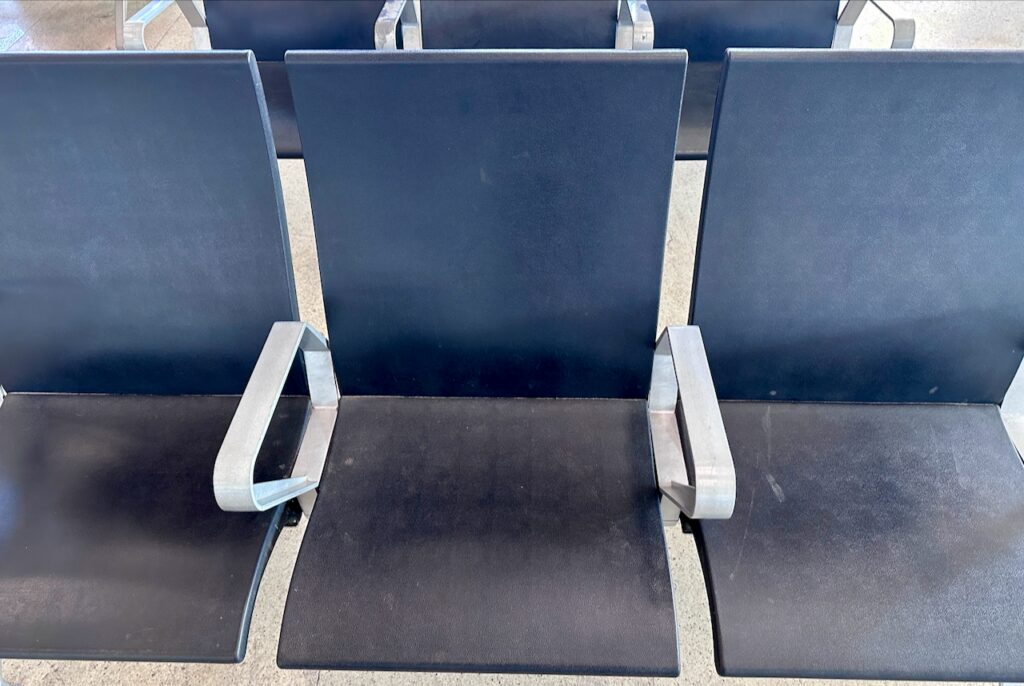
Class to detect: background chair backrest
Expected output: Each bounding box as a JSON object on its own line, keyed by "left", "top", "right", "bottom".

{"left": 650, "top": 0, "right": 838, "bottom": 59}
{"left": 287, "top": 50, "right": 685, "bottom": 399}
{"left": 205, "top": 0, "right": 385, "bottom": 58}
{"left": 422, "top": 0, "right": 618, "bottom": 49}
{"left": 0, "top": 53, "right": 298, "bottom": 395}
{"left": 691, "top": 50, "right": 1024, "bottom": 404}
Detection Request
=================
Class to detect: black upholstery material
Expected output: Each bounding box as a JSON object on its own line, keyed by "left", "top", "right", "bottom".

{"left": 692, "top": 51, "right": 1024, "bottom": 404}
{"left": 696, "top": 402, "right": 1024, "bottom": 681}
{"left": 0, "top": 53, "right": 298, "bottom": 394}
{"left": 648, "top": 1, "right": 839, "bottom": 159}
{"left": 0, "top": 394, "right": 310, "bottom": 662}
{"left": 422, "top": 1, "right": 618, "bottom": 48}
{"left": 205, "top": 1, "right": 384, "bottom": 157}
{"left": 287, "top": 51, "right": 685, "bottom": 399}
{"left": 278, "top": 396, "right": 677, "bottom": 675}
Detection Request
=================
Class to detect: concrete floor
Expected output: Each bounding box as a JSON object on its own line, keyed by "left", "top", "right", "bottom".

{"left": 2, "top": 1, "right": 1023, "bottom": 684}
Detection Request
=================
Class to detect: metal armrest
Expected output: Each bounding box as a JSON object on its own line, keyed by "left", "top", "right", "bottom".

{"left": 1002, "top": 356, "right": 1024, "bottom": 459}
{"left": 214, "top": 322, "right": 339, "bottom": 515}
{"left": 116, "top": 0, "right": 210, "bottom": 51}
{"left": 375, "top": 0, "right": 423, "bottom": 50}
{"left": 615, "top": 0, "right": 654, "bottom": 50}
{"left": 0, "top": 385, "right": 6, "bottom": 410}
{"left": 649, "top": 326, "right": 736, "bottom": 523}
{"left": 833, "top": 0, "right": 915, "bottom": 49}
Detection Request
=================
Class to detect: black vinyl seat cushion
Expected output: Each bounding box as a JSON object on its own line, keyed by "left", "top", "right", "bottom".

{"left": 278, "top": 396, "right": 678, "bottom": 675}
{"left": 694, "top": 401, "right": 1024, "bottom": 681}
{"left": 0, "top": 393, "right": 309, "bottom": 662}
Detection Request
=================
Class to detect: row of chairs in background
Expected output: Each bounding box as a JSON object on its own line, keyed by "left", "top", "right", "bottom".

{"left": 3, "top": 31, "right": 1024, "bottom": 686}
{"left": 114, "top": 0, "right": 914, "bottom": 158}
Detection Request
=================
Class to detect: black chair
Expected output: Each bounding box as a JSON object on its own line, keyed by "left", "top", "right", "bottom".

{"left": 204, "top": 0, "right": 387, "bottom": 157}
{"left": 650, "top": 0, "right": 913, "bottom": 159}
{"left": 275, "top": 49, "right": 721, "bottom": 676}
{"left": 0, "top": 52, "right": 335, "bottom": 667}
{"left": 690, "top": 49, "right": 1024, "bottom": 681}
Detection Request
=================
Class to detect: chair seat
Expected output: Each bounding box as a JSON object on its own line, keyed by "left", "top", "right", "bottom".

{"left": 676, "top": 61, "right": 721, "bottom": 160}
{"left": 695, "top": 401, "right": 1024, "bottom": 681}
{"left": 0, "top": 393, "right": 309, "bottom": 662}
{"left": 278, "top": 395, "right": 677, "bottom": 675}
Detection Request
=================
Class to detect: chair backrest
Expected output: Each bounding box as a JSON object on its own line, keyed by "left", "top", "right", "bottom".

{"left": 0, "top": 53, "right": 297, "bottom": 395}
{"left": 206, "top": 0, "right": 385, "bottom": 59}
{"left": 649, "top": 0, "right": 838, "bottom": 60}
{"left": 422, "top": 1, "right": 618, "bottom": 49}
{"left": 691, "top": 50, "right": 1024, "bottom": 404}
{"left": 287, "top": 50, "right": 686, "bottom": 399}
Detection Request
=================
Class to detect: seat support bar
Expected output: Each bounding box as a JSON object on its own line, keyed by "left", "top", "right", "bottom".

{"left": 649, "top": 326, "right": 736, "bottom": 523}
{"left": 214, "top": 322, "right": 339, "bottom": 515}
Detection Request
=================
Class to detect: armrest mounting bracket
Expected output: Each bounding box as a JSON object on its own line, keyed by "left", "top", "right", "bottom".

{"left": 649, "top": 326, "right": 736, "bottom": 524}
{"left": 214, "top": 322, "right": 339, "bottom": 515}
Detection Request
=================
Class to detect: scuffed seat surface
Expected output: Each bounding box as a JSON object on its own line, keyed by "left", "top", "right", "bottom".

{"left": 278, "top": 396, "right": 678, "bottom": 676}
{"left": 0, "top": 393, "right": 309, "bottom": 662}
{"left": 695, "top": 401, "right": 1024, "bottom": 681}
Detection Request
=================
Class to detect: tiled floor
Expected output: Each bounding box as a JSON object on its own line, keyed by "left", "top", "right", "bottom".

{"left": 2, "top": 1, "right": 1024, "bottom": 685}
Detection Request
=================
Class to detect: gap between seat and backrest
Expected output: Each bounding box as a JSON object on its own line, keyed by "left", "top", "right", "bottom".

{"left": 691, "top": 50, "right": 1024, "bottom": 405}
{"left": 0, "top": 52, "right": 299, "bottom": 396}
{"left": 287, "top": 50, "right": 686, "bottom": 399}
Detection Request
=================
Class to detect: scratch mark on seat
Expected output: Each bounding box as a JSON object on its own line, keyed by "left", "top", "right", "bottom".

{"left": 728, "top": 486, "right": 757, "bottom": 581}
{"left": 765, "top": 473, "right": 785, "bottom": 502}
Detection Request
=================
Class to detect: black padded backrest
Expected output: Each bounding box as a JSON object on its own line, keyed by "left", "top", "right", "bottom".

{"left": 0, "top": 53, "right": 297, "bottom": 395}
{"left": 287, "top": 51, "right": 686, "bottom": 399}
{"left": 206, "top": 1, "right": 384, "bottom": 59}
{"left": 422, "top": 1, "right": 618, "bottom": 49}
{"left": 691, "top": 51, "right": 1024, "bottom": 404}
{"left": 649, "top": 0, "right": 838, "bottom": 60}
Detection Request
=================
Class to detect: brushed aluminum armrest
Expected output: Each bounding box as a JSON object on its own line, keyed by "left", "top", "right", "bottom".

{"left": 116, "top": 0, "right": 209, "bottom": 50}
{"left": 375, "top": 0, "right": 423, "bottom": 50}
{"left": 1002, "top": 356, "right": 1024, "bottom": 459}
{"left": 615, "top": 0, "right": 654, "bottom": 50}
{"left": 833, "top": 0, "right": 915, "bottom": 49}
{"left": 649, "top": 326, "right": 736, "bottom": 523}
{"left": 214, "top": 322, "right": 339, "bottom": 515}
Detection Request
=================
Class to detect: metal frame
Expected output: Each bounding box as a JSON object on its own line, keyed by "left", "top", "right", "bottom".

{"left": 1002, "top": 356, "right": 1024, "bottom": 460}
{"left": 115, "top": 0, "right": 210, "bottom": 51}
{"left": 375, "top": 0, "right": 423, "bottom": 50}
{"left": 214, "top": 322, "right": 339, "bottom": 515}
{"left": 649, "top": 326, "right": 736, "bottom": 524}
{"left": 615, "top": 0, "right": 654, "bottom": 50}
{"left": 0, "top": 385, "right": 5, "bottom": 410}
{"left": 832, "top": 0, "right": 915, "bottom": 49}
